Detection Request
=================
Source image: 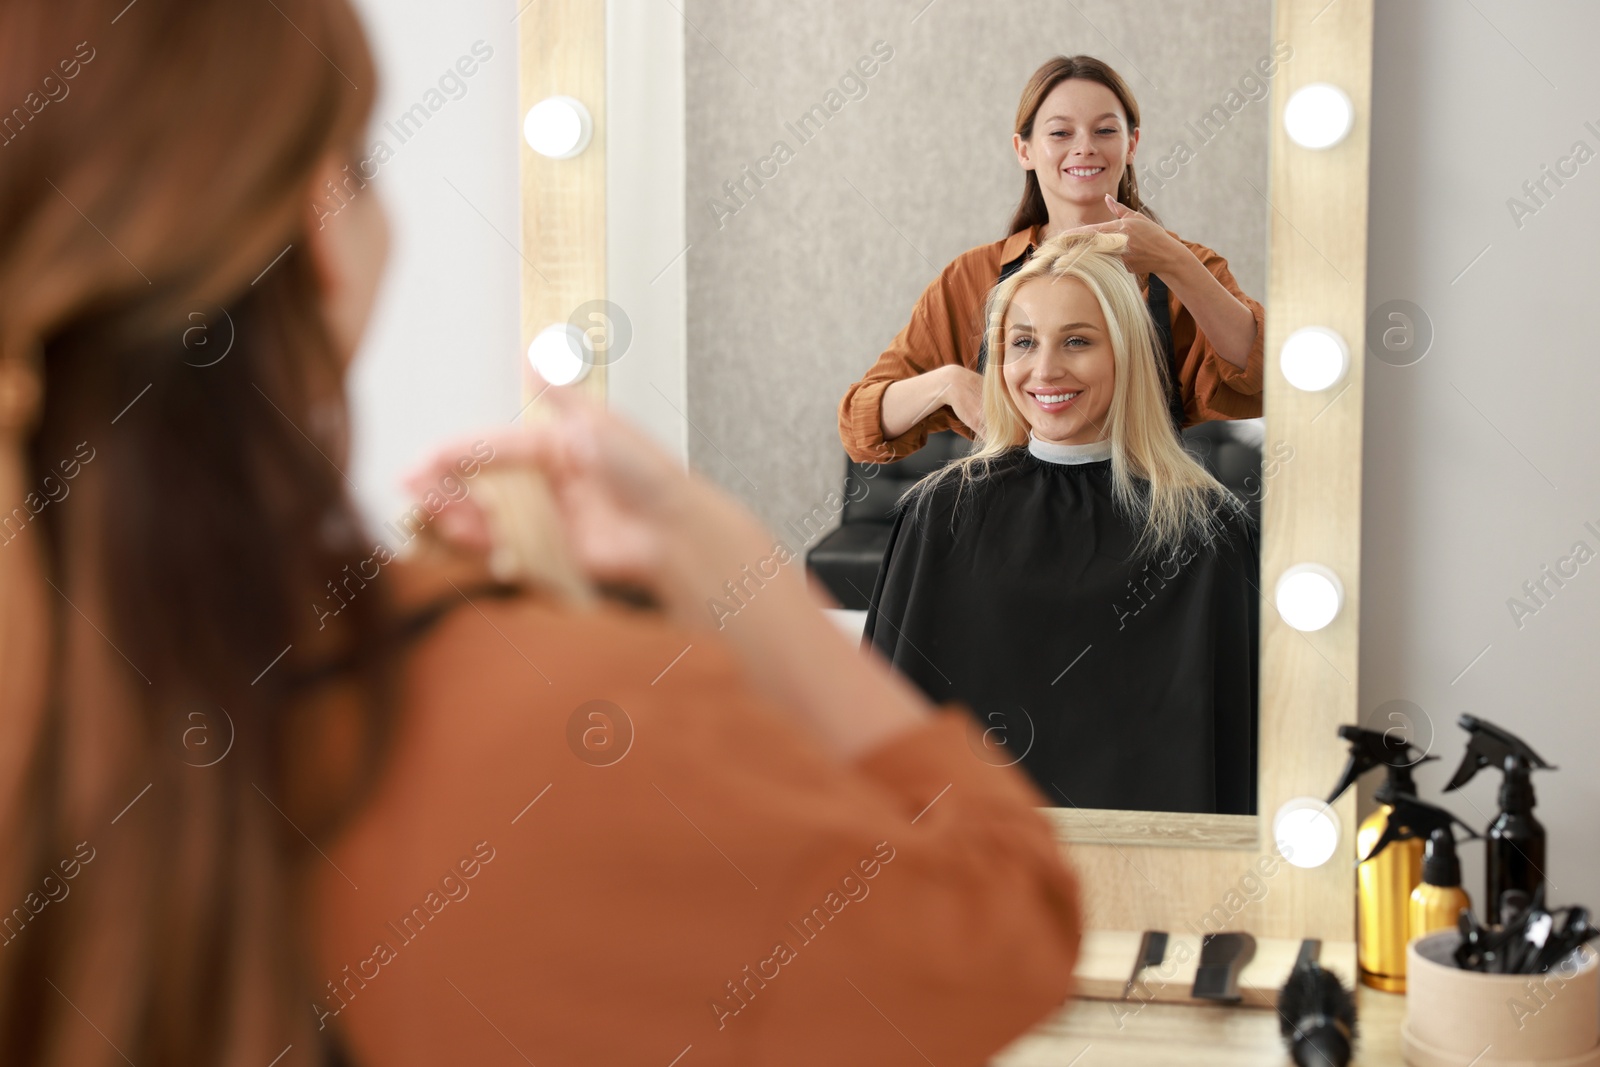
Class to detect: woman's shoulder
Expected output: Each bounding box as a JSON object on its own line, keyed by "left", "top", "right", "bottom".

{"left": 893, "top": 453, "right": 1038, "bottom": 545}
{"left": 902, "top": 451, "right": 1028, "bottom": 506}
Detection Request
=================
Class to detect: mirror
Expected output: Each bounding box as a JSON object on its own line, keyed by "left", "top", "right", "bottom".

{"left": 674, "top": 1, "right": 1280, "bottom": 816}
{"left": 524, "top": 0, "right": 1376, "bottom": 940}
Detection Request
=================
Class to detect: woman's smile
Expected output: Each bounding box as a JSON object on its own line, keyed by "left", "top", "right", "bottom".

{"left": 1027, "top": 387, "right": 1084, "bottom": 414}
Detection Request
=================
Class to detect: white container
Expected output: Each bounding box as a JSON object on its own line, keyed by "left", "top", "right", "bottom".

{"left": 1403, "top": 931, "right": 1600, "bottom": 1067}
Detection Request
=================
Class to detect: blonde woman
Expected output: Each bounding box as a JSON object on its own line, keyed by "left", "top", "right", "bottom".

{"left": 862, "top": 231, "right": 1258, "bottom": 816}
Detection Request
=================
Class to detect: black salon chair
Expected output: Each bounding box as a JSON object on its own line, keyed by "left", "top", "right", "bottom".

{"left": 1181, "top": 419, "right": 1265, "bottom": 525}
{"left": 805, "top": 423, "right": 1262, "bottom": 610}
{"left": 806, "top": 431, "right": 971, "bottom": 610}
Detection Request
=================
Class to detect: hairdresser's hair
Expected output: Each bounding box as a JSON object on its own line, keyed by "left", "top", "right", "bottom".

{"left": 0, "top": 1, "right": 393, "bottom": 1064}
{"left": 908, "top": 231, "right": 1235, "bottom": 558}
{"left": 1009, "top": 55, "right": 1161, "bottom": 236}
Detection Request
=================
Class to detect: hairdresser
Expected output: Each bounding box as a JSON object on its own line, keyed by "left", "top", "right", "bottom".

{"left": 839, "top": 54, "right": 1265, "bottom": 462}
{"left": 0, "top": 2, "right": 1081, "bottom": 1065}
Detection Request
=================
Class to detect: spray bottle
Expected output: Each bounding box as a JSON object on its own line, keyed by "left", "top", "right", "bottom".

{"left": 1361, "top": 794, "right": 1481, "bottom": 987}
{"left": 1326, "top": 725, "right": 1436, "bottom": 992}
{"left": 1444, "top": 715, "right": 1555, "bottom": 924}
{"left": 1408, "top": 827, "right": 1472, "bottom": 941}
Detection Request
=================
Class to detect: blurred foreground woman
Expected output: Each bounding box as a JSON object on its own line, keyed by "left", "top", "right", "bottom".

{"left": 0, "top": 2, "right": 1081, "bottom": 1065}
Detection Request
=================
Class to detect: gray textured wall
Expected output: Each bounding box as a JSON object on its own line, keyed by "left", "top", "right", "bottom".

{"left": 683, "top": 0, "right": 1274, "bottom": 536}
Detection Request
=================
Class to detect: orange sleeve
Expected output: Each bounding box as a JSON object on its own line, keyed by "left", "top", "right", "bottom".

{"left": 751, "top": 708, "right": 1084, "bottom": 1066}
{"left": 315, "top": 596, "right": 1081, "bottom": 1067}
{"left": 1167, "top": 237, "right": 1266, "bottom": 424}
{"left": 837, "top": 247, "right": 995, "bottom": 463}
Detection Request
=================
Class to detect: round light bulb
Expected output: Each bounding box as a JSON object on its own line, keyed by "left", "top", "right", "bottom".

{"left": 523, "top": 96, "right": 592, "bottom": 159}
{"left": 1275, "top": 563, "right": 1343, "bottom": 632}
{"left": 1274, "top": 797, "right": 1341, "bottom": 868}
{"left": 528, "top": 323, "right": 590, "bottom": 386}
{"left": 1284, "top": 83, "right": 1354, "bottom": 149}
{"left": 1279, "top": 326, "right": 1350, "bottom": 392}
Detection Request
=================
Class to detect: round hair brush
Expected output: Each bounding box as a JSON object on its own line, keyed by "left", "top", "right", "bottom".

{"left": 1278, "top": 950, "right": 1357, "bottom": 1067}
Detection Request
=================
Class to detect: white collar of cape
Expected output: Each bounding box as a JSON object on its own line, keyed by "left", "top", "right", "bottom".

{"left": 1026, "top": 432, "right": 1113, "bottom": 465}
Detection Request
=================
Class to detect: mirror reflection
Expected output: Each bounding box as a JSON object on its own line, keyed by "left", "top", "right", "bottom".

{"left": 685, "top": 7, "right": 1279, "bottom": 815}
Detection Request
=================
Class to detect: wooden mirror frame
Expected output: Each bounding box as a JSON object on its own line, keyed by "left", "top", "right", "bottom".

{"left": 517, "top": 0, "right": 1374, "bottom": 945}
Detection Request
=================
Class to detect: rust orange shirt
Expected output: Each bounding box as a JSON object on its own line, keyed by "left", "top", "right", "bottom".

{"left": 310, "top": 560, "right": 1082, "bottom": 1067}
{"left": 838, "top": 224, "right": 1266, "bottom": 463}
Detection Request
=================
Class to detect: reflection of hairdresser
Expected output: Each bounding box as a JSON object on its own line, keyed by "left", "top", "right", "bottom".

{"left": 839, "top": 55, "right": 1265, "bottom": 463}
{"left": 0, "top": 2, "right": 1083, "bottom": 1065}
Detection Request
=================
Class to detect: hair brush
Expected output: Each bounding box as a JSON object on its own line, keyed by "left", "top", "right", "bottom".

{"left": 1277, "top": 945, "right": 1357, "bottom": 1067}
{"left": 414, "top": 465, "right": 596, "bottom": 607}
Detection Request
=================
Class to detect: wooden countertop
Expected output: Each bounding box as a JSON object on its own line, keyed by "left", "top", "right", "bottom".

{"left": 993, "top": 986, "right": 1405, "bottom": 1065}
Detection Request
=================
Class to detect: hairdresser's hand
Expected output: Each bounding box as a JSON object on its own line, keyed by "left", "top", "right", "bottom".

{"left": 402, "top": 383, "right": 770, "bottom": 629}
{"left": 937, "top": 364, "right": 987, "bottom": 438}
{"left": 1066, "top": 195, "right": 1187, "bottom": 275}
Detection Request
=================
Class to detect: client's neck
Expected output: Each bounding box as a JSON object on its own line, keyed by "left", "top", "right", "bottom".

{"left": 1027, "top": 433, "right": 1112, "bottom": 465}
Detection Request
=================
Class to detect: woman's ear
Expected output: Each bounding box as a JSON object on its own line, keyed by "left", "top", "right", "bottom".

{"left": 300, "top": 152, "right": 390, "bottom": 361}
{"left": 1012, "top": 131, "right": 1035, "bottom": 171}
{"left": 303, "top": 154, "right": 355, "bottom": 305}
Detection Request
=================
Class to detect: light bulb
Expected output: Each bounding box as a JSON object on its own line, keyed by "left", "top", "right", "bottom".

{"left": 528, "top": 323, "right": 589, "bottom": 386}
{"left": 1274, "top": 797, "right": 1341, "bottom": 868}
{"left": 1279, "top": 326, "right": 1350, "bottom": 392}
{"left": 1284, "top": 83, "right": 1354, "bottom": 149}
{"left": 523, "top": 96, "right": 592, "bottom": 159}
{"left": 1275, "top": 564, "right": 1343, "bottom": 632}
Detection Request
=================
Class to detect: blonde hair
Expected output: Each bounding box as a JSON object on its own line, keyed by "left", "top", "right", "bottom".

{"left": 909, "top": 229, "right": 1239, "bottom": 558}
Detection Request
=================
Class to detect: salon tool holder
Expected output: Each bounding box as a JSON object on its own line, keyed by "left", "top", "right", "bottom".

{"left": 1404, "top": 930, "right": 1600, "bottom": 1067}
{"left": 1071, "top": 931, "right": 1358, "bottom": 1010}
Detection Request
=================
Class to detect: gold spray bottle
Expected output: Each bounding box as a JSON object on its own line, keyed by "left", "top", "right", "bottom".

{"left": 1326, "top": 726, "right": 1433, "bottom": 992}
{"left": 1409, "top": 827, "right": 1472, "bottom": 940}
{"left": 1358, "top": 792, "right": 1480, "bottom": 991}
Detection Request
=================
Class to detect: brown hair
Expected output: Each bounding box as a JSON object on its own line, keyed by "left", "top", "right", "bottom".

{"left": 0, "top": 0, "right": 394, "bottom": 1063}
{"left": 1008, "top": 55, "right": 1162, "bottom": 236}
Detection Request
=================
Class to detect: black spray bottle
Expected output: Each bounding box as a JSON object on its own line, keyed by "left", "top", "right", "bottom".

{"left": 1444, "top": 715, "right": 1555, "bottom": 925}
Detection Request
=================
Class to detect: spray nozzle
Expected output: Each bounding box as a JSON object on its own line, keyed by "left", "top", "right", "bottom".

{"left": 1421, "top": 827, "right": 1463, "bottom": 888}
{"left": 1326, "top": 725, "right": 1436, "bottom": 805}
{"left": 1444, "top": 715, "right": 1556, "bottom": 792}
{"left": 1360, "top": 794, "right": 1479, "bottom": 865}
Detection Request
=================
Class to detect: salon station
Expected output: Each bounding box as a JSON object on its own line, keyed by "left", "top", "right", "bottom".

{"left": 335, "top": 0, "right": 1598, "bottom": 1062}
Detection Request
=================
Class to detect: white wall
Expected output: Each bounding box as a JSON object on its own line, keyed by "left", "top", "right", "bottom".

{"left": 606, "top": 0, "right": 689, "bottom": 464}
{"left": 1363, "top": 0, "right": 1600, "bottom": 910}
{"left": 344, "top": 0, "right": 522, "bottom": 526}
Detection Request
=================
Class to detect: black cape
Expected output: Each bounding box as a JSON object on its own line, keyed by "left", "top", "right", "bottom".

{"left": 862, "top": 450, "right": 1258, "bottom": 815}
